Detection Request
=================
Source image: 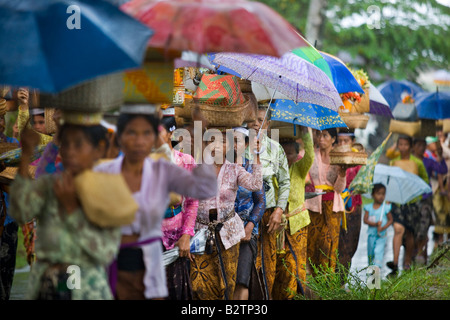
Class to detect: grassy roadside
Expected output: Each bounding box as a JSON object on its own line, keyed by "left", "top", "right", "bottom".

{"left": 296, "top": 246, "right": 450, "bottom": 300}
{"left": 15, "top": 226, "right": 28, "bottom": 270}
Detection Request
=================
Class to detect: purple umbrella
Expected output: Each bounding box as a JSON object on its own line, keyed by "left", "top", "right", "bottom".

{"left": 368, "top": 83, "right": 394, "bottom": 118}
{"left": 209, "top": 52, "right": 343, "bottom": 112}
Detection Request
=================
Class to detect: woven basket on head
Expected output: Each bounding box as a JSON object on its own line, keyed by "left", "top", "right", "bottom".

{"left": 352, "top": 88, "right": 370, "bottom": 114}
{"left": 389, "top": 119, "right": 421, "bottom": 137}
{"left": 174, "top": 115, "right": 185, "bottom": 127}
{"left": 389, "top": 119, "right": 435, "bottom": 138}
{"left": 238, "top": 79, "right": 253, "bottom": 94}
{"left": 339, "top": 113, "right": 370, "bottom": 129}
{"left": 243, "top": 93, "right": 257, "bottom": 123}
{"left": 185, "top": 97, "right": 250, "bottom": 128}
{"left": 443, "top": 119, "right": 450, "bottom": 134}
{"left": 174, "top": 102, "right": 192, "bottom": 119}
{"left": 0, "top": 142, "right": 19, "bottom": 155}
{"left": 44, "top": 108, "right": 57, "bottom": 135}
{"left": 39, "top": 73, "right": 124, "bottom": 112}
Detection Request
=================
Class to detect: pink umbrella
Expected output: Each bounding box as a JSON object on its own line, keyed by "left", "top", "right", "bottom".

{"left": 121, "top": 0, "right": 311, "bottom": 56}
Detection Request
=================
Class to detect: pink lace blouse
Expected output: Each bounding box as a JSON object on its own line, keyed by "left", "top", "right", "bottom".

{"left": 194, "top": 160, "right": 263, "bottom": 250}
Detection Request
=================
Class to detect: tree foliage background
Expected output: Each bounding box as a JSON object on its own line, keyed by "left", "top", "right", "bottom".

{"left": 259, "top": 0, "right": 450, "bottom": 85}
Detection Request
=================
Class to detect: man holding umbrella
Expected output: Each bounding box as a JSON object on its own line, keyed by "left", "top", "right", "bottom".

{"left": 249, "top": 105, "right": 290, "bottom": 299}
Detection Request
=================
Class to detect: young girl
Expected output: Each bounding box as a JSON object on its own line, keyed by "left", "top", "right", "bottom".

{"left": 363, "top": 183, "right": 394, "bottom": 268}
{"left": 9, "top": 113, "right": 122, "bottom": 300}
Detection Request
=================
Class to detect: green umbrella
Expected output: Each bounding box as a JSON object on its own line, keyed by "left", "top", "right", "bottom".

{"left": 349, "top": 132, "right": 393, "bottom": 195}
{"left": 292, "top": 46, "right": 333, "bottom": 80}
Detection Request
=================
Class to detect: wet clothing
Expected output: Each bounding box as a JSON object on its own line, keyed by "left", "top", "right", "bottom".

{"left": 234, "top": 157, "right": 266, "bottom": 236}
{"left": 9, "top": 174, "right": 122, "bottom": 300}
{"left": 95, "top": 155, "right": 217, "bottom": 299}
{"left": 364, "top": 202, "right": 392, "bottom": 267}
{"left": 191, "top": 160, "right": 262, "bottom": 300}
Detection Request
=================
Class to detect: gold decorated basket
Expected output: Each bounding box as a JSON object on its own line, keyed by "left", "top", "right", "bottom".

{"left": 329, "top": 144, "right": 368, "bottom": 166}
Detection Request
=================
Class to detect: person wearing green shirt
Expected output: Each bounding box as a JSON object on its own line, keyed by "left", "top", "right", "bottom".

{"left": 248, "top": 106, "right": 291, "bottom": 299}
{"left": 387, "top": 135, "right": 429, "bottom": 276}
{"left": 272, "top": 126, "right": 314, "bottom": 299}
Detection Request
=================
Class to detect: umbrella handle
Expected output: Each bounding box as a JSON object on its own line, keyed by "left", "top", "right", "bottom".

{"left": 258, "top": 76, "right": 282, "bottom": 139}
{"left": 292, "top": 117, "right": 302, "bottom": 136}
{"left": 379, "top": 201, "right": 385, "bottom": 222}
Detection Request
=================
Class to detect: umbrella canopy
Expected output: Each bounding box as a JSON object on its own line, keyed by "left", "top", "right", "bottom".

{"left": 368, "top": 83, "right": 394, "bottom": 118}
{"left": 349, "top": 132, "right": 392, "bottom": 195}
{"left": 0, "top": 0, "right": 153, "bottom": 93}
{"left": 415, "top": 90, "right": 450, "bottom": 120}
{"left": 209, "top": 52, "right": 343, "bottom": 111}
{"left": 121, "top": 0, "right": 310, "bottom": 57}
{"left": 319, "top": 52, "right": 364, "bottom": 94}
{"left": 270, "top": 99, "right": 347, "bottom": 131}
{"left": 378, "top": 80, "right": 424, "bottom": 109}
{"left": 372, "top": 164, "right": 431, "bottom": 204}
{"left": 251, "top": 82, "right": 290, "bottom": 101}
{"left": 292, "top": 47, "right": 333, "bottom": 80}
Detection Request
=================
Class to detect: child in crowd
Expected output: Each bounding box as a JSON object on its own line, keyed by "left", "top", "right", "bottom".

{"left": 363, "top": 183, "right": 394, "bottom": 268}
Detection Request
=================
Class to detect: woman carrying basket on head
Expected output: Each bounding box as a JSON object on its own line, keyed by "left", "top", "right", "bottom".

{"left": 190, "top": 128, "right": 263, "bottom": 300}
{"left": 8, "top": 112, "right": 122, "bottom": 300}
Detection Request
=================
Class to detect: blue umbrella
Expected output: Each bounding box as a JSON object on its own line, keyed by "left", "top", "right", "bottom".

{"left": 0, "top": 0, "right": 153, "bottom": 93}
{"left": 377, "top": 80, "right": 424, "bottom": 109}
{"left": 415, "top": 90, "right": 450, "bottom": 120}
{"left": 270, "top": 99, "right": 347, "bottom": 131}
{"left": 319, "top": 52, "right": 364, "bottom": 94}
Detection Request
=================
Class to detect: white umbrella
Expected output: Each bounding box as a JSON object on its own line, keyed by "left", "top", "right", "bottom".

{"left": 251, "top": 81, "right": 290, "bottom": 102}
{"left": 372, "top": 164, "right": 431, "bottom": 204}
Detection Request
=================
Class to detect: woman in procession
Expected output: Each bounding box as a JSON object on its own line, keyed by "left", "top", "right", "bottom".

{"left": 232, "top": 127, "right": 265, "bottom": 300}
{"left": 159, "top": 115, "right": 199, "bottom": 300}
{"left": 276, "top": 125, "right": 314, "bottom": 299}
{"left": 190, "top": 126, "right": 263, "bottom": 300}
{"left": 336, "top": 128, "right": 364, "bottom": 277}
{"left": 9, "top": 112, "right": 121, "bottom": 299}
{"left": 94, "top": 106, "right": 218, "bottom": 300}
{"left": 305, "top": 128, "right": 347, "bottom": 274}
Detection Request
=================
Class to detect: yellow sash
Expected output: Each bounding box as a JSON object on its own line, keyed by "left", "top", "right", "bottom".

{"left": 314, "top": 184, "right": 334, "bottom": 191}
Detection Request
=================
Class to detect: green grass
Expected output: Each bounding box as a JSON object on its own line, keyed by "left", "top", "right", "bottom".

{"left": 294, "top": 247, "right": 450, "bottom": 300}
{"left": 15, "top": 226, "right": 28, "bottom": 270}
